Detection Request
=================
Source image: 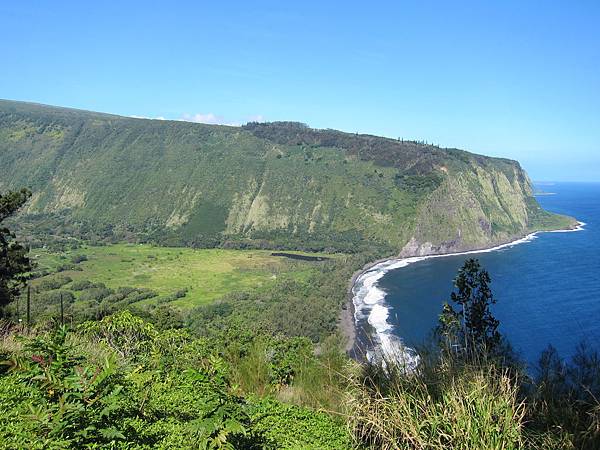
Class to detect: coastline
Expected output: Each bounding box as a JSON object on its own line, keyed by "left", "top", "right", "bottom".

{"left": 341, "top": 255, "right": 395, "bottom": 355}
{"left": 344, "top": 221, "right": 586, "bottom": 359}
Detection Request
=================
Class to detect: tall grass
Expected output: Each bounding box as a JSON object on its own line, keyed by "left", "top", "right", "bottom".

{"left": 344, "top": 339, "right": 600, "bottom": 449}
{"left": 228, "top": 339, "right": 274, "bottom": 397}
{"left": 227, "top": 334, "right": 350, "bottom": 414}
{"left": 277, "top": 334, "right": 349, "bottom": 413}
{"left": 345, "top": 349, "right": 527, "bottom": 450}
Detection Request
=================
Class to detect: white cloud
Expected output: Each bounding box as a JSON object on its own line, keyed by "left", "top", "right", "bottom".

{"left": 130, "top": 112, "right": 266, "bottom": 126}
{"left": 247, "top": 114, "right": 266, "bottom": 123}
{"left": 130, "top": 115, "right": 166, "bottom": 120}
{"left": 180, "top": 112, "right": 239, "bottom": 126}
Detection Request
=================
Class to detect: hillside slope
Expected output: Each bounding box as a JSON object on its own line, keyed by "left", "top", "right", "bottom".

{"left": 0, "top": 100, "right": 574, "bottom": 254}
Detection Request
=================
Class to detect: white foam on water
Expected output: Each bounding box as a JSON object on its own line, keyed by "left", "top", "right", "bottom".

{"left": 352, "top": 222, "right": 585, "bottom": 368}
{"left": 547, "top": 221, "right": 586, "bottom": 233}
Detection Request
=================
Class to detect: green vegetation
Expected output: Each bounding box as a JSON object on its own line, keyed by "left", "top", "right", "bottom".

{"left": 350, "top": 346, "right": 600, "bottom": 450}
{"left": 0, "top": 314, "right": 352, "bottom": 449}
{"left": 9, "top": 243, "right": 354, "bottom": 339}
{"left": 28, "top": 244, "right": 330, "bottom": 308}
{"left": 438, "top": 258, "right": 501, "bottom": 357}
{"left": 0, "top": 190, "right": 357, "bottom": 447}
{"left": 2, "top": 251, "right": 598, "bottom": 448}
{"left": 524, "top": 196, "right": 576, "bottom": 231}
{"left": 0, "top": 190, "right": 356, "bottom": 447}
{"left": 0, "top": 188, "right": 32, "bottom": 312}
{"left": 0, "top": 100, "right": 575, "bottom": 256}
{"left": 347, "top": 358, "right": 526, "bottom": 449}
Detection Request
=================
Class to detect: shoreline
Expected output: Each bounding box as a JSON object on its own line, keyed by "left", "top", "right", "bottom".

{"left": 341, "top": 255, "right": 396, "bottom": 355}
{"left": 344, "top": 221, "right": 586, "bottom": 359}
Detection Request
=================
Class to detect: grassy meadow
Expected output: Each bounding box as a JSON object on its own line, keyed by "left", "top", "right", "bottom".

{"left": 28, "top": 244, "right": 335, "bottom": 309}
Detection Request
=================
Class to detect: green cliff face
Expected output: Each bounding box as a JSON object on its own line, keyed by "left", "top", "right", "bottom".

{"left": 0, "top": 100, "right": 575, "bottom": 254}
{"left": 400, "top": 162, "right": 574, "bottom": 255}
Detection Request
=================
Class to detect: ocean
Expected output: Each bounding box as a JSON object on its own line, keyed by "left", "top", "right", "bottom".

{"left": 353, "top": 182, "right": 599, "bottom": 367}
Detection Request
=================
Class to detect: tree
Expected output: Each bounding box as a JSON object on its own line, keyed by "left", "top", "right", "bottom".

{"left": 437, "top": 302, "right": 461, "bottom": 354}
{"left": 0, "top": 188, "right": 32, "bottom": 314}
{"left": 438, "top": 258, "right": 500, "bottom": 357}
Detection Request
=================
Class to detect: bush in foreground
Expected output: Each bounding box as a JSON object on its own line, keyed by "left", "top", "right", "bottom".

{"left": 0, "top": 312, "right": 352, "bottom": 449}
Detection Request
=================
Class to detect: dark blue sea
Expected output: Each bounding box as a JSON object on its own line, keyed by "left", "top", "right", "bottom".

{"left": 376, "top": 182, "right": 599, "bottom": 366}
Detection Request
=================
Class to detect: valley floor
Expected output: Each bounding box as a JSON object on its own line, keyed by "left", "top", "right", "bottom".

{"left": 27, "top": 244, "right": 336, "bottom": 310}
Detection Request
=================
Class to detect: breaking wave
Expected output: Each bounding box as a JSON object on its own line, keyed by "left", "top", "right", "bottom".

{"left": 352, "top": 222, "right": 585, "bottom": 367}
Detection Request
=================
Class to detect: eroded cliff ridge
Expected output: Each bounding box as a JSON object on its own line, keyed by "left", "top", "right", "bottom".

{"left": 0, "top": 100, "right": 575, "bottom": 253}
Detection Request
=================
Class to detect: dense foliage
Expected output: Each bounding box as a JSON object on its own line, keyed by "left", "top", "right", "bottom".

{"left": 7, "top": 244, "right": 373, "bottom": 348}
{"left": 438, "top": 258, "right": 501, "bottom": 357}
{"left": 242, "top": 121, "right": 456, "bottom": 171}
{"left": 0, "top": 188, "right": 32, "bottom": 312}
{"left": 0, "top": 312, "right": 352, "bottom": 449}
{"left": 187, "top": 259, "right": 357, "bottom": 343}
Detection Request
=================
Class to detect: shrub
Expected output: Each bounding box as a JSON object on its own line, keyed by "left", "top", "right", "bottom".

{"left": 267, "top": 337, "right": 313, "bottom": 387}
{"left": 37, "top": 275, "right": 72, "bottom": 291}
{"left": 78, "top": 310, "right": 157, "bottom": 359}
{"left": 2, "top": 327, "right": 129, "bottom": 448}
{"left": 71, "top": 254, "right": 88, "bottom": 264}
{"left": 529, "top": 343, "right": 600, "bottom": 448}
{"left": 0, "top": 322, "right": 262, "bottom": 449}
{"left": 38, "top": 290, "right": 75, "bottom": 305}
{"left": 249, "top": 397, "right": 352, "bottom": 449}
{"left": 128, "top": 288, "right": 157, "bottom": 302}
{"left": 70, "top": 279, "right": 97, "bottom": 291}
{"left": 78, "top": 287, "right": 113, "bottom": 303}
{"left": 174, "top": 287, "right": 188, "bottom": 298}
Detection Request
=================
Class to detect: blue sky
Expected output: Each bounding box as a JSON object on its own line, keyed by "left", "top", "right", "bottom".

{"left": 1, "top": 1, "right": 599, "bottom": 181}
